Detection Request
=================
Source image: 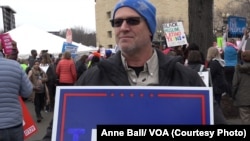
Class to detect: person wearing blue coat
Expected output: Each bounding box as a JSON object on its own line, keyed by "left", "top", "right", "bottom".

{"left": 0, "top": 48, "right": 33, "bottom": 140}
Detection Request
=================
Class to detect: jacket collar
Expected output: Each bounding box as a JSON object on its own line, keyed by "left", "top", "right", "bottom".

{"left": 97, "top": 48, "right": 183, "bottom": 86}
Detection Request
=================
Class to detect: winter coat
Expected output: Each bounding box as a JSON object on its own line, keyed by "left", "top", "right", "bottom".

{"left": 56, "top": 59, "right": 77, "bottom": 84}
{"left": 76, "top": 49, "right": 203, "bottom": 86}
{"left": 208, "top": 59, "right": 228, "bottom": 95}
{"left": 224, "top": 43, "right": 238, "bottom": 67}
{"left": 40, "top": 63, "right": 57, "bottom": 86}
{"left": 76, "top": 49, "right": 227, "bottom": 124}
{"left": 0, "top": 52, "right": 33, "bottom": 129}
{"left": 75, "top": 60, "right": 87, "bottom": 80}
{"left": 232, "top": 63, "right": 250, "bottom": 106}
{"left": 29, "top": 68, "right": 47, "bottom": 93}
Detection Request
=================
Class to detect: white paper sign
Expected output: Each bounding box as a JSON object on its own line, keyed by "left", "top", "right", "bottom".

{"left": 163, "top": 22, "right": 188, "bottom": 47}
{"left": 198, "top": 71, "right": 209, "bottom": 87}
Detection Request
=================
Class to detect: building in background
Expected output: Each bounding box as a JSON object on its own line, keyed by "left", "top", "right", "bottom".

{"left": 0, "top": 5, "right": 16, "bottom": 32}
{"left": 95, "top": 0, "right": 229, "bottom": 48}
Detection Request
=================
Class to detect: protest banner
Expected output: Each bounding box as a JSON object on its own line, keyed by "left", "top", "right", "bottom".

{"left": 19, "top": 97, "right": 38, "bottom": 139}
{"left": 66, "top": 28, "right": 73, "bottom": 44}
{"left": 62, "top": 28, "right": 78, "bottom": 59}
{"left": 228, "top": 16, "right": 247, "bottom": 38}
{"left": 0, "top": 33, "right": 13, "bottom": 55}
{"left": 52, "top": 86, "right": 213, "bottom": 141}
{"left": 61, "top": 42, "right": 78, "bottom": 59}
{"left": 198, "top": 71, "right": 209, "bottom": 87}
{"left": 163, "top": 22, "right": 187, "bottom": 47}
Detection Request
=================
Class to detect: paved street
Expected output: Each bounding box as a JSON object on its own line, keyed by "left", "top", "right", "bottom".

{"left": 24, "top": 100, "right": 53, "bottom": 141}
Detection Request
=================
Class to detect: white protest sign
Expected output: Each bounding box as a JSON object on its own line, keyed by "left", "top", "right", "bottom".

{"left": 198, "top": 71, "right": 209, "bottom": 87}
{"left": 163, "top": 22, "right": 188, "bottom": 47}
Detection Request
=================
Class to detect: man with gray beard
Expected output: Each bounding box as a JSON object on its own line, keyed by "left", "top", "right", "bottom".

{"left": 75, "top": 0, "right": 226, "bottom": 125}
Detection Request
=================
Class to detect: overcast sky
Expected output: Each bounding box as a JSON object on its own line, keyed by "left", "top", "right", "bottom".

{"left": 0, "top": 0, "right": 96, "bottom": 32}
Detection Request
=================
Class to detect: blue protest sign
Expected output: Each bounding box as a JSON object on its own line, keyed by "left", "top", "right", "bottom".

{"left": 52, "top": 86, "right": 213, "bottom": 141}
{"left": 228, "top": 16, "right": 247, "bottom": 38}
{"left": 61, "top": 42, "right": 78, "bottom": 59}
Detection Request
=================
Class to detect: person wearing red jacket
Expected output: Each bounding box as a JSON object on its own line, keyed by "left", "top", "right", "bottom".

{"left": 56, "top": 51, "right": 77, "bottom": 85}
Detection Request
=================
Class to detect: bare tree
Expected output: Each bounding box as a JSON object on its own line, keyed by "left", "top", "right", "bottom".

{"left": 188, "top": 0, "right": 214, "bottom": 57}
{"left": 59, "top": 26, "right": 96, "bottom": 47}
{"left": 228, "top": 0, "right": 250, "bottom": 24}
{"left": 156, "top": 16, "right": 176, "bottom": 33}
{"left": 214, "top": 0, "right": 250, "bottom": 31}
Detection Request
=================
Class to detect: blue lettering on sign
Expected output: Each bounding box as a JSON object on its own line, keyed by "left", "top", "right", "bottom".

{"left": 67, "top": 128, "right": 85, "bottom": 141}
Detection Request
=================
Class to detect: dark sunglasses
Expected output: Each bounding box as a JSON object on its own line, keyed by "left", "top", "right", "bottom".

{"left": 110, "top": 17, "right": 142, "bottom": 27}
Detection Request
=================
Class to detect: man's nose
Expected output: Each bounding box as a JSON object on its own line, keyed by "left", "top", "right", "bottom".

{"left": 120, "top": 20, "right": 130, "bottom": 30}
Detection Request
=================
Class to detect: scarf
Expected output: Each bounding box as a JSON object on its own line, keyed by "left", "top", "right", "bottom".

{"left": 226, "top": 42, "right": 238, "bottom": 50}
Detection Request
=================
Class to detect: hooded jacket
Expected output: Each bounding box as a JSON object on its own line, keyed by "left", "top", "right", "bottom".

{"left": 76, "top": 49, "right": 226, "bottom": 124}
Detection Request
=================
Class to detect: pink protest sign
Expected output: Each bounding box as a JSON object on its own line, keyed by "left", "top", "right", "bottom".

{"left": 66, "top": 28, "right": 72, "bottom": 43}
{"left": 0, "top": 33, "right": 13, "bottom": 55}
